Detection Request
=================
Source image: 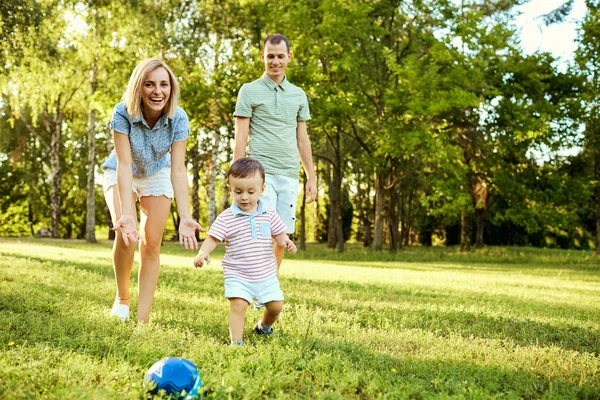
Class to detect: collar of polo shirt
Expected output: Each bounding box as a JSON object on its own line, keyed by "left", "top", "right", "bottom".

{"left": 230, "top": 199, "right": 267, "bottom": 217}
{"left": 261, "top": 73, "right": 292, "bottom": 92}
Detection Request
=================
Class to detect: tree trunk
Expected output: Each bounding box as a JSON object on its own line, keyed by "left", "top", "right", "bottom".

{"left": 326, "top": 160, "right": 336, "bottom": 249}
{"left": 333, "top": 147, "right": 344, "bottom": 253}
{"left": 469, "top": 173, "right": 488, "bottom": 249}
{"left": 190, "top": 135, "right": 201, "bottom": 241}
{"left": 595, "top": 141, "right": 600, "bottom": 255}
{"left": 299, "top": 172, "right": 307, "bottom": 251}
{"left": 387, "top": 182, "right": 401, "bottom": 251}
{"left": 460, "top": 212, "right": 469, "bottom": 252}
{"left": 403, "top": 187, "right": 414, "bottom": 247}
{"left": 208, "top": 130, "right": 220, "bottom": 226}
{"left": 373, "top": 169, "right": 385, "bottom": 250}
{"left": 325, "top": 128, "right": 344, "bottom": 253}
{"left": 314, "top": 159, "right": 321, "bottom": 242}
{"left": 355, "top": 171, "right": 366, "bottom": 244}
{"left": 47, "top": 102, "right": 62, "bottom": 238}
{"left": 85, "top": 57, "right": 98, "bottom": 243}
{"left": 475, "top": 209, "right": 485, "bottom": 248}
{"left": 28, "top": 202, "right": 34, "bottom": 236}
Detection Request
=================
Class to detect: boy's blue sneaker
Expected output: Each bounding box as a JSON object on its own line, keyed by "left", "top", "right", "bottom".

{"left": 254, "top": 321, "right": 273, "bottom": 335}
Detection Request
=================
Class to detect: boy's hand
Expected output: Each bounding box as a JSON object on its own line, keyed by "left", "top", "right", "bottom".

{"left": 193, "top": 251, "right": 210, "bottom": 268}
{"left": 283, "top": 238, "right": 297, "bottom": 254}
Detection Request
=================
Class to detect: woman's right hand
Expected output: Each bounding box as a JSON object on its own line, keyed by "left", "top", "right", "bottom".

{"left": 113, "top": 215, "right": 139, "bottom": 246}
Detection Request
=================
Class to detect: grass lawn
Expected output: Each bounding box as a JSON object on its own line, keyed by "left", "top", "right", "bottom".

{"left": 0, "top": 237, "right": 599, "bottom": 399}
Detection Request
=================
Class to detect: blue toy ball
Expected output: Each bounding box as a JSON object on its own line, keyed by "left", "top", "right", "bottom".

{"left": 144, "top": 357, "right": 202, "bottom": 399}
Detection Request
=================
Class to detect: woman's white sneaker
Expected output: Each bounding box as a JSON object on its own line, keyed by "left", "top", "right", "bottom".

{"left": 109, "top": 302, "right": 130, "bottom": 321}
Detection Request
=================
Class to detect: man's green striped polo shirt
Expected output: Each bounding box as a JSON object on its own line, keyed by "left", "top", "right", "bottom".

{"left": 234, "top": 73, "right": 311, "bottom": 179}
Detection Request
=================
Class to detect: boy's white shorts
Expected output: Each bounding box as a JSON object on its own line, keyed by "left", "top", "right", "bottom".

{"left": 224, "top": 275, "right": 284, "bottom": 305}
{"left": 102, "top": 167, "right": 174, "bottom": 199}
{"left": 261, "top": 174, "right": 299, "bottom": 234}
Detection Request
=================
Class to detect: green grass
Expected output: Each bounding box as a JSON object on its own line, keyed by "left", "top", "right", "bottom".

{"left": 1, "top": 238, "right": 599, "bottom": 399}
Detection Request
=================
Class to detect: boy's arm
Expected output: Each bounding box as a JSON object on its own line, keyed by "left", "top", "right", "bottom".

{"left": 193, "top": 235, "right": 220, "bottom": 268}
{"left": 273, "top": 232, "right": 297, "bottom": 254}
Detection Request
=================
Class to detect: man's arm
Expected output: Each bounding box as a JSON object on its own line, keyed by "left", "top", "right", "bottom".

{"left": 296, "top": 121, "right": 317, "bottom": 203}
{"left": 234, "top": 116, "right": 250, "bottom": 161}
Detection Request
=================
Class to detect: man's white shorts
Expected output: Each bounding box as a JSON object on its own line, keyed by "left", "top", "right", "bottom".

{"left": 224, "top": 275, "right": 284, "bottom": 305}
{"left": 102, "top": 167, "right": 174, "bottom": 199}
{"left": 261, "top": 174, "right": 299, "bottom": 234}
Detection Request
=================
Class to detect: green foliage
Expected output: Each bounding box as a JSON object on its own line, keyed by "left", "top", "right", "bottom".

{"left": 1, "top": 239, "right": 599, "bottom": 398}
{"left": 0, "top": 0, "right": 596, "bottom": 250}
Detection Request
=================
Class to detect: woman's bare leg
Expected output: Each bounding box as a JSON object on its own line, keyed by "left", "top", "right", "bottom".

{"left": 105, "top": 186, "right": 138, "bottom": 306}
{"left": 137, "top": 195, "right": 171, "bottom": 323}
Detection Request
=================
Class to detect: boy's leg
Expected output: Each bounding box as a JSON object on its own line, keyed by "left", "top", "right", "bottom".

{"left": 254, "top": 275, "right": 284, "bottom": 334}
{"left": 255, "top": 301, "right": 283, "bottom": 335}
{"left": 229, "top": 297, "right": 249, "bottom": 342}
{"left": 262, "top": 300, "right": 283, "bottom": 327}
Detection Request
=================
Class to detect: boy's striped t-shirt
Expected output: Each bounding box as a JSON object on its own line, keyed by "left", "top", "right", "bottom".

{"left": 207, "top": 203, "right": 286, "bottom": 282}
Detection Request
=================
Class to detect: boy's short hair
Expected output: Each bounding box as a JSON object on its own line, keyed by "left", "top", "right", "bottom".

{"left": 263, "top": 34, "right": 290, "bottom": 53}
{"left": 227, "top": 157, "right": 265, "bottom": 183}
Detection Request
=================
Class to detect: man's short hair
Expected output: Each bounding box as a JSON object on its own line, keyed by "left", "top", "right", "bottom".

{"left": 263, "top": 34, "right": 290, "bottom": 53}
{"left": 227, "top": 157, "right": 265, "bottom": 183}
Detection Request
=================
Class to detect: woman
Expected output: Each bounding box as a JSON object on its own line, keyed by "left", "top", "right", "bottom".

{"left": 102, "top": 58, "right": 203, "bottom": 323}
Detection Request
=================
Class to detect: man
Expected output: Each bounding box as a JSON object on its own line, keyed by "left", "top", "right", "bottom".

{"left": 233, "top": 33, "right": 317, "bottom": 270}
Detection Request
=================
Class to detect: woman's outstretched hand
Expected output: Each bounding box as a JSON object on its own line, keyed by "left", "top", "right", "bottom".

{"left": 179, "top": 217, "right": 204, "bottom": 250}
{"left": 113, "top": 215, "right": 139, "bottom": 247}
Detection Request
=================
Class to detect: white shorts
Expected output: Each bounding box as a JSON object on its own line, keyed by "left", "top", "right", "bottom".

{"left": 261, "top": 174, "right": 299, "bottom": 234}
{"left": 102, "top": 167, "right": 174, "bottom": 199}
{"left": 224, "top": 275, "right": 284, "bottom": 305}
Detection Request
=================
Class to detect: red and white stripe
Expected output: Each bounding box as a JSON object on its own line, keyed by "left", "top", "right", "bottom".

{"left": 208, "top": 208, "right": 286, "bottom": 282}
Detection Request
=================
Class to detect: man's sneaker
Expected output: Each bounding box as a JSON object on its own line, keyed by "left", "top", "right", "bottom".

{"left": 231, "top": 339, "right": 244, "bottom": 346}
{"left": 109, "top": 302, "right": 129, "bottom": 321}
{"left": 254, "top": 321, "right": 273, "bottom": 335}
{"left": 252, "top": 300, "right": 265, "bottom": 310}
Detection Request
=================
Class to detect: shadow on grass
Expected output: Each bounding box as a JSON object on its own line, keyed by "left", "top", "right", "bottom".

{"left": 199, "top": 333, "right": 599, "bottom": 399}
{"left": 278, "top": 278, "right": 600, "bottom": 355}
{"left": 2, "top": 277, "right": 599, "bottom": 398}
{"left": 3, "top": 242, "right": 599, "bottom": 365}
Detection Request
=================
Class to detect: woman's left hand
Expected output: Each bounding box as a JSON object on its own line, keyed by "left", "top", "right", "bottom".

{"left": 179, "top": 217, "right": 204, "bottom": 250}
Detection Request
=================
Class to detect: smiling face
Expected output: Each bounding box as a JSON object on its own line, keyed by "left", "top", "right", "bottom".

{"left": 260, "top": 40, "right": 291, "bottom": 84}
{"left": 229, "top": 172, "right": 265, "bottom": 213}
{"left": 141, "top": 67, "right": 171, "bottom": 117}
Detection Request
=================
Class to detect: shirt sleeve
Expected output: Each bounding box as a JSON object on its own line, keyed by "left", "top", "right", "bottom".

{"left": 173, "top": 108, "right": 190, "bottom": 141}
{"left": 233, "top": 84, "right": 253, "bottom": 118}
{"left": 270, "top": 211, "right": 287, "bottom": 236}
{"left": 109, "top": 103, "right": 131, "bottom": 134}
{"left": 297, "top": 91, "right": 311, "bottom": 122}
{"left": 207, "top": 211, "right": 228, "bottom": 242}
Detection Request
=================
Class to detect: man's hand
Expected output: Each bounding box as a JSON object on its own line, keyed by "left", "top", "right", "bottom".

{"left": 305, "top": 178, "right": 317, "bottom": 204}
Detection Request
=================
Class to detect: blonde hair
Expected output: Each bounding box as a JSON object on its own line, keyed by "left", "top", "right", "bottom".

{"left": 123, "top": 58, "right": 180, "bottom": 119}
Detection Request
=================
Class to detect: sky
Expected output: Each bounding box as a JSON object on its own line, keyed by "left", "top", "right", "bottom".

{"left": 515, "top": 0, "right": 587, "bottom": 65}
{"left": 514, "top": 0, "right": 588, "bottom": 160}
